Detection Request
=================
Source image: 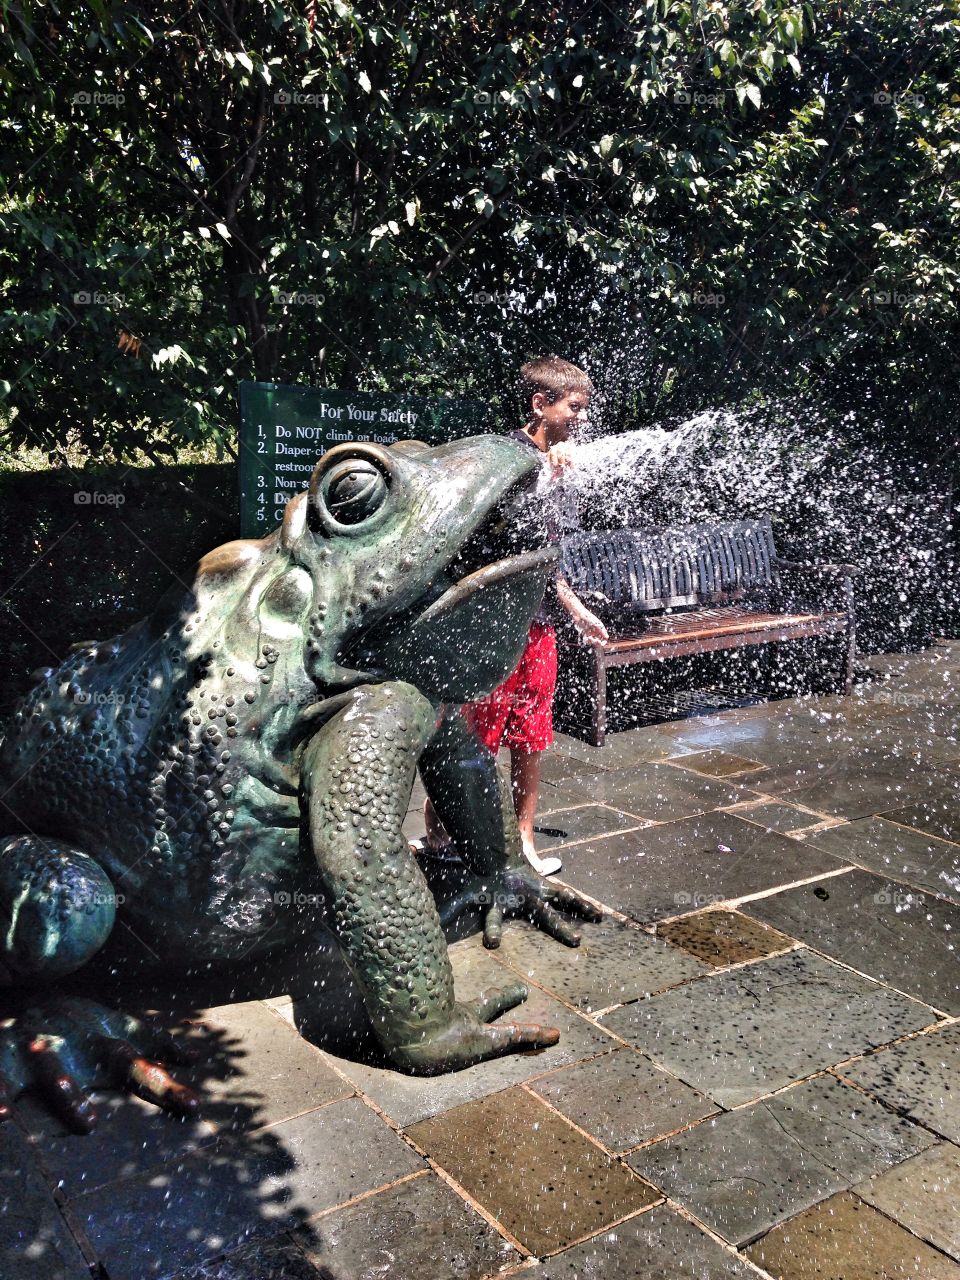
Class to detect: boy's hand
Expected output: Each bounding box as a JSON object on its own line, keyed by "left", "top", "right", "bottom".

{"left": 569, "top": 601, "right": 609, "bottom": 647}
{"left": 557, "top": 578, "right": 609, "bottom": 646}
{"left": 545, "top": 442, "right": 576, "bottom": 477}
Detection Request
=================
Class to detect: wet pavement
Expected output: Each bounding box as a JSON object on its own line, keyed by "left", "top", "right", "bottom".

{"left": 5, "top": 641, "right": 960, "bottom": 1279}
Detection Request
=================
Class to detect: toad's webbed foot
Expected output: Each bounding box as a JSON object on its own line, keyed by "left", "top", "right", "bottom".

{"left": 441, "top": 865, "right": 603, "bottom": 950}
{"left": 392, "top": 980, "right": 559, "bottom": 1075}
{"left": 0, "top": 997, "right": 200, "bottom": 1133}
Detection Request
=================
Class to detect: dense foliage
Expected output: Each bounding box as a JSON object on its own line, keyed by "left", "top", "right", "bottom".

{"left": 1, "top": 1, "right": 957, "bottom": 463}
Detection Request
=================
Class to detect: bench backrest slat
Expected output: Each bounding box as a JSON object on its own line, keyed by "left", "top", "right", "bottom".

{"left": 562, "top": 516, "right": 778, "bottom": 613}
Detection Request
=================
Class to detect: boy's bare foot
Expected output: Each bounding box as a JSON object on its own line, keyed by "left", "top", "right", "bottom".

{"left": 521, "top": 839, "right": 562, "bottom": 877}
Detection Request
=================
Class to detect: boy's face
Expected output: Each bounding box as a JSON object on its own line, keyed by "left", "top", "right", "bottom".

{"left": 532, "top": 389, "right": 591, "bottom": 446}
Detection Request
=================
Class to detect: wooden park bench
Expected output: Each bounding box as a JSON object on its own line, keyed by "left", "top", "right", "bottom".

{"left": 557, "top": 515, "right": 858, "bottom": 746}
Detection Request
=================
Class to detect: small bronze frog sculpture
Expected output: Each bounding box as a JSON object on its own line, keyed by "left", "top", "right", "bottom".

{"left": 0, "top": 435, "right": 599, "bottom": 1130}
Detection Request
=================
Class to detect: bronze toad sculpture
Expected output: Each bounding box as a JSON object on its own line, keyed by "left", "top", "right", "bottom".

{"left": 0, "top": 435, "right": 599, "bottom": 1130}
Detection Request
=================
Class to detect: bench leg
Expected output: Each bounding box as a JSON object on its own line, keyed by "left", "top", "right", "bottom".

{"left": 840, "top": 576, "right": 857, "bottom": 695}
{"left": 591, "top": 652, "right": 607, "bottom": 747}
{"left": 843, "top": 621, "right": 857, "bottom": 694}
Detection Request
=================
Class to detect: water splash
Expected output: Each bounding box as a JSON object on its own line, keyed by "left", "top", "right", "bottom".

{"left": 527, "top": 399, "right": 952, "bottom": 652}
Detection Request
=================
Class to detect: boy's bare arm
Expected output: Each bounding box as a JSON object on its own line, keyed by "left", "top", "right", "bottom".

{"left": 556, "top": 576, "right": 609, "bottom": 646}
{"left": 543, "top": 445, "right": 607, "bottom": 645}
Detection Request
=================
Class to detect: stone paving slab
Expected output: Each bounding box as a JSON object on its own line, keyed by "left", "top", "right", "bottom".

{"left": 535, "top": 802, "right": 648, "bottom": 846}
{"left": 742, "top": 868, "right": 960, "bottom": 1014}
{"left": 883, "top": 796, "right": 960, "bottom": 845}
{"left": 601, "top": 948, "right": 941, "bottom": 1108}
{"left": 854, "top": 1141, "right": 960, "bottom": 1262}
{"left": 555, "top": 812, "right": 847, "bottom": 924}
{"left": 838, "top": 1022, "right": 960, "bottom": 1143}
{"left": 317, "top": 939, "right": 620, "bottom": 1128}
{"left": 181, "top": 1001, "right": 356, "bottom": 1134}
{"left": 172, "top": 1234, "right": 322, "bottom": 1280}
{"left": 668, "top": 750, "right": 768, "bottom": 778}
{"left": 656, "top": 908, "right": 796, "bottom": 968}
{"left": 528, "top": 1204, "right": 757, "bottom": 1278}
{"left": 744, "top": 1190, "right": 960, "bottom": 1279}
{"left": 627, "top": 1073, "right": 935, "bottom": 1245}
{"left": 871, "top": 705, "right": 960, "bottom": 741}
{"left": 0, "top": 1125, "right": 91, "bottom": 1280}
{"left": 658, "top": 709, "right": 866, "bottom": 771}
{"left": 730, "top": 797, "right": 844, "bottom": 835}
{"left": 539, "top": 751, "right": 604, "bottom": 783}
{"left": 15, "top": 1091, "right": 217, "bottom": 1201}
{"left": 490, "top": 917, "right": 709, "bottom": 1013}
{"left": 798, "top": 815, "right": 960, "bottom": 903}
{"left": 550, "top": 727, "right": 693, "bottom": 769}
{"left": 529, "top": 1048, "right": 718, "bottom": 1152}
{"left": 406, "top": 1087, "right": 659, "bottom": 1256}
{"left": 830, "top": 716, "right": 960, "bottom": 765}
{"left": 743, "top": 753, "right": 950, "bottom": 820}
{"left": 293, "top": 1171, "right": 518, "bottom": 1278}
{"left": 545, "top": 761, "right": 753, "bottom": 822}
{"left": 76, "top": 1098, "right": 423, "bottom": 1280}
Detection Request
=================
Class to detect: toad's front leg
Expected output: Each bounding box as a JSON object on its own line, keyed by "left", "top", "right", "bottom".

{"left": 300, "top": 680, "right": 560, "bottom": 1074}
{"left": 418, "top": 706, "right": 603, "bottom": 948}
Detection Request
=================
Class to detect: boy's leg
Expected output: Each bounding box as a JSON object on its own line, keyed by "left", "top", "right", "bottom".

{"left": 511, "top": 746, "right": 561, "bottom": 875}
{"left": 423, "top": 797, "right": 450, "bottom": 850}
{"left": 505, "top": 622, "right": 560, "bottom": 875}
{"left": 511, "top": 748, "right": 543, "bottom": 858}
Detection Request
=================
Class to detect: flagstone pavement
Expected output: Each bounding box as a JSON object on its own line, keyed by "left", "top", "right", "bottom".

{"left": 5, "top": 642, "right": 960, "bottom": 1280}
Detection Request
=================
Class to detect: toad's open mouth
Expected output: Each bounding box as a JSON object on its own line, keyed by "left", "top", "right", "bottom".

{"left": 350, "top": 503, "right": 557, "bottom": 702}
{"left": 417, "top": 545, "right": 559, "bottom": 626}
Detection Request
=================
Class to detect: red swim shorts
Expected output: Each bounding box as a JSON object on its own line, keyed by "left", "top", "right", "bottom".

{"left": 469, "top": 621, "right": 558, "bottom": 754}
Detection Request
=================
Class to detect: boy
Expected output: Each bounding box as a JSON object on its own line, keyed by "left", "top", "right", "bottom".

{"left": 425, "top": 356, "right": 608, "bottom": 875}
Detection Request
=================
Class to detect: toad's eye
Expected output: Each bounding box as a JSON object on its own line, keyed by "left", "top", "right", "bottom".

{"left": 308, "top": 443, "right": 396, "bottom": 535}
{"left": 319, "top": 459, "right": 389, "bottom": 525}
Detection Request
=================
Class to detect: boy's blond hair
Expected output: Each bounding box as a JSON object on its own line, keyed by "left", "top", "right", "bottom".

{"left": 518, "top": 356, "right": 593, "bottom": 405}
